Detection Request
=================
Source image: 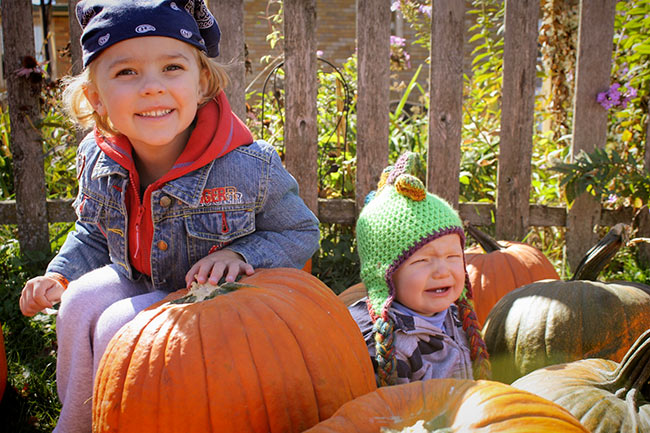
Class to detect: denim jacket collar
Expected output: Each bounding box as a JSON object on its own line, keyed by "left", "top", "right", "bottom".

{"left": 91, "top": 148, "right": 215, "bottom": 207}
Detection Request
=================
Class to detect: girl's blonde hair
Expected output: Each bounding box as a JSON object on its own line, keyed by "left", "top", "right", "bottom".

{"left": 62, "top": 48, "right": 229, "bottom": 136}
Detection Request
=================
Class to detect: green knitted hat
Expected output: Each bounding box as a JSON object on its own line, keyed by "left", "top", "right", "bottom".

{"left": 356, "top": 151, "right": 468, "bottom": 320}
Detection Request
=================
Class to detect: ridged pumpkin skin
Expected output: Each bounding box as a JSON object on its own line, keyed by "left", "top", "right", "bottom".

{"left": 483, "top": 279, "right": 650, "bottom": 384}
{"left": 512, "top": 330, "right": 650, "bottom": 432}
{"left": 465, "top": 240, "right": 559, "bottom": 326}
{"left": 93, "top": 268, "right": 377, "bottom": 433}
{"left": 304, "top": 378, "right": 588, "bottom": 432}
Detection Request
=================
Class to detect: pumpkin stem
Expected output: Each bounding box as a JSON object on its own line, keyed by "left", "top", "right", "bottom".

{"left": 602, "top": 329, "right": 650, "bottom": 405}
{"left": 465, "top": 224, "right": 504, "bottom": 253}
{"left": 570, "top": 223, "right": 627, "bottom": 281}
{"left": 170, "top": 281, "right": 247, "bottom": 304}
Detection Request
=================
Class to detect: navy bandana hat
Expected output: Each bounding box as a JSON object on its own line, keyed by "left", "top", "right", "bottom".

{"left": 76, "top": 0, "right": 221, "bottom": 67}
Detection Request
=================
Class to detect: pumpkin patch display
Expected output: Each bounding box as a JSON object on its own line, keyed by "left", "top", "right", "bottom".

{"left": 92, "top": 268, "right": 377, "bottom": 433}
{"left": 464, "top": 224, "right": 560, "bottom": 326}
{"left": 512, "top": 329, "right": 650, "bottom": 432}
{"left": 482, "top": 224, "right": 650, "bottom": 384}
{"left": 303, "top": 378, "right": 588, "bottom": 432}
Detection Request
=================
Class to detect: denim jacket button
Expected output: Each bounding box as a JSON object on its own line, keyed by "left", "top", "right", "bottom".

{"left": 157, "top": 240, "right": 168, "bottom": 251}
{"left": 160, "top": 196, "right": 172, "bottom": 208}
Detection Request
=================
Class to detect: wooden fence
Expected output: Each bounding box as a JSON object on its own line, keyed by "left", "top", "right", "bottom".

{"left": 0, "top": 0, "right": 648, "bottom": 271}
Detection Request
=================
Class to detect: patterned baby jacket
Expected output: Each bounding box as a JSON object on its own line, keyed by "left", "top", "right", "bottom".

{"left": 348, "top": 297, "right": 473, "bottom": 384}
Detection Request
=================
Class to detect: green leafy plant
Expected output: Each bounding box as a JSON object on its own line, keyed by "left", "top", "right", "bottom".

{"left": 552, "top": 147, "right": 650, "bottom": 209}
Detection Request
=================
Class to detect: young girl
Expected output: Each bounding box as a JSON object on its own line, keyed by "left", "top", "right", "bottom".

{"left": 348, "top": 152, "right": 490, "bottom": 386}
{"left": 19, "top": 1, "right": 320, "bottom": 431}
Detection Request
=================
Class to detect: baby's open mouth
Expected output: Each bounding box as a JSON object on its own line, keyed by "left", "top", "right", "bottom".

{"left": 426, "top": 287, "right": 450, "bottom": 294}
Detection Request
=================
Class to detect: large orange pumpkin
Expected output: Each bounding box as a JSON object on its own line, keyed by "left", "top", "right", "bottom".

{"left": 464, "top": 224, "right": 559, "bottom": 326}
{"left": 512, "top": 329, "right": 650, "bottom": 432}
{"left": 483, "top": 224, "right": 650, "bottom": 383}
{"left": 304, "top": 378, "right": 588, "bottom": 432}
{"left": 93, "top": 268, "right": 376, "bottom": 433}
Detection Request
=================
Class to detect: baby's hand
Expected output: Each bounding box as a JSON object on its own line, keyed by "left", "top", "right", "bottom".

{"left": 20, "top": 275, "right": 65, "bottom": 317}
{"left": 185, "top": 249, "right": 254, "bottom": 287}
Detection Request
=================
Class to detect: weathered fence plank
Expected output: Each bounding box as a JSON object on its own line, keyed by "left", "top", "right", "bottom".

{"left": 566, "top": 0, "right": 617, "bottom": 270}
{"left": 355, "top": 0, "right": 391, "bottom": 212}
{"left": 283, "top": 0, "right": 319, "bottom": 214}
{"left": 2, "top": 0, "right": 49, "bottom": 254}
{"left": 495, "top": 0, "right": 539, "bottom": 241}
{"left": 68, "top": 0, "right": 83, "bottom": 76}
{"left": 210, "top": 0, "right": 246, "bottom": 120}
{"left": 427, "top": 0, "right": 465, "bottom": 206}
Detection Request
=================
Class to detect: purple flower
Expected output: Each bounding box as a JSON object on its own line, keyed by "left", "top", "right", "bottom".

{"left": 606, "top": 194, "right": 618, "bottom": 204}
{"left": 390, "top": 1, "right": 401, "bottom": 12}
{"left": 316, "top": 50, "right": 324, "bottom": 57}
{"left": 597, "top": 91, "right": 616, "bottom": 110}
{"left": 419, "top": 5, "right": 432, "bottom": 17}
{"left": 390, "top": 35, "right": 406, "bottom": 47}
{"left": 597, "top": 82, "right": 636, "bottom": 110}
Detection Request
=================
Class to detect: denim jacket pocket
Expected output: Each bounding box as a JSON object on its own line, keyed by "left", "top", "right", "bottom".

{"left": 185, "top": 207, "right": 256, "bottom": 263}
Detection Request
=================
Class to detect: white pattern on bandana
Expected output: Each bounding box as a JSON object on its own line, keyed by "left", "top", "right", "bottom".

{"left": 135, "top": 24, "right": 156, "bottom": 34}
{"left": 98, "top": 33, "right": 110, "bottom": 46}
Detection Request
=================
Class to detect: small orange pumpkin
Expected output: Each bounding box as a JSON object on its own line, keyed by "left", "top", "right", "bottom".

{"left": 337, "top": 282, "right": 366, "bottom": 307}
{"left": 93, "top": 268, "right": 376, "bottom": 433}
{"left": 464, "top": 224, "right": 560, "bottom": 326}
{"left": 512, "top": 329, "right": 650, "bottom": 432}
{"left": 304, "top": 378, "right": 588, "bottom": 432}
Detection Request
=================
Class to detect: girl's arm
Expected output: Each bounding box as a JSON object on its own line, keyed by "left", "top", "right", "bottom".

{"left": 226, "top": 151, "right": 320, "bottom": 269}
{"left": 45, "top": 219, "right": 112, "bottom": 284}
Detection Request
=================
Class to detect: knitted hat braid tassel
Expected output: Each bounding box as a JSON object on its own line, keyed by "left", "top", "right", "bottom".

{"left": 373, "top": 316, "right": 397, "bottom": 386}
{"left": 456, "top": 293, "right": 491, "bottom": 379}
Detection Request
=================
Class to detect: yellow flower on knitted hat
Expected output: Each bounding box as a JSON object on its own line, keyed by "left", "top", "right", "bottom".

{"left": 395, "top": 174, "right": 426, "bottom": 201}
{"left": 376, "top": 166, "right": 393, "bottom": 190}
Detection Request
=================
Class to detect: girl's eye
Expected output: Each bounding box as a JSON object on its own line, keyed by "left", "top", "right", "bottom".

{"left": 115, "top": 69, "right": 136, "bottom": 77}
{"left": 164, "top": 64, "right": 184, "bottom": 72}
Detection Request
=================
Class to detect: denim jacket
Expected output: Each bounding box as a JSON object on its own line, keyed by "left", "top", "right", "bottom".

{"left": 47, "top": 135, "right": 320, "bottom": 291}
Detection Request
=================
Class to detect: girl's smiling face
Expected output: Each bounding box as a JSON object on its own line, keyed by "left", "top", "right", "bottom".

{"left": 392, "top": 233, "right": 466, "bottom": 316}
{"left": 83, "top": 36, "right": 208, "bottom": 157}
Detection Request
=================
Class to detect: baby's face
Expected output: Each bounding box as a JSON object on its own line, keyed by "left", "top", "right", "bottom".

{"left": 392, "top": 233, "right": 465, "bottom": 316}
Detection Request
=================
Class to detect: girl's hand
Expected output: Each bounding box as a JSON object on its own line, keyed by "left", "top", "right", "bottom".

{"left": 20, "top": 275, "right": 65, "bottom": 317}
{"left": 185, "top": 249, "right": 254, "bottom": 287}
